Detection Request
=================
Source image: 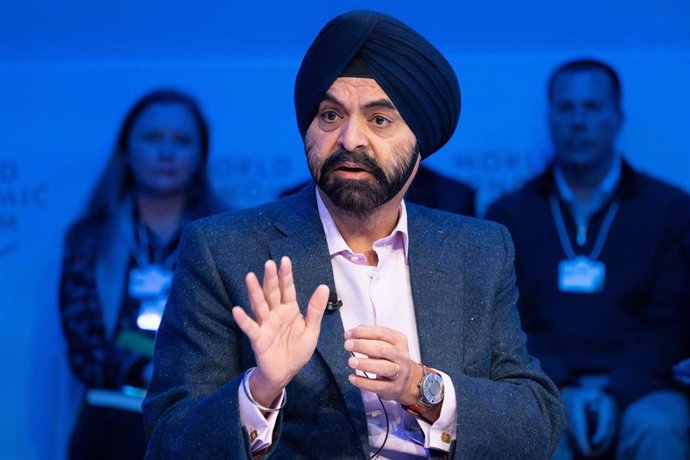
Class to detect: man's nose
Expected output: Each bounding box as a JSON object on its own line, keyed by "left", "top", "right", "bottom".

{"left": 338, "top": 117, "right": 369, "bottom": 152}
{"left": 569, "top": 107, "right": 587, "bottom": 130}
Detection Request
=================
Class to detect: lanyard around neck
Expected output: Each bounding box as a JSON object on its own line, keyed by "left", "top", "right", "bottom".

{"left": 126, "top": 220, "right": 179, "bottom": 269}
{"left": 549, "top": 195, "right": 620, "bottom": 261}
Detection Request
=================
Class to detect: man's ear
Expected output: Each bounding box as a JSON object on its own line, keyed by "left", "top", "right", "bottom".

{"left": 614, "top": 109, "right": 624, "bottom": 134}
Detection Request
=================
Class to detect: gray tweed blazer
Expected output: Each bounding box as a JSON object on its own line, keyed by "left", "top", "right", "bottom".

{"left": 143, "top": 186, "right": 564, "bottom": 459}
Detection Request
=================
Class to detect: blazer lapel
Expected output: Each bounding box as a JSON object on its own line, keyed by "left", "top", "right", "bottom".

{"left": 267, "top": 187, "right": 369, "bottom": 455}
{"left": 407, "top": 206, "right": 465, "bottom": 371}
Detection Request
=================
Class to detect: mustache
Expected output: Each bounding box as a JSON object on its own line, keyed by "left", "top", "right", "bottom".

{"left": 320, "top": 148, "right": 388, "bottom": 185}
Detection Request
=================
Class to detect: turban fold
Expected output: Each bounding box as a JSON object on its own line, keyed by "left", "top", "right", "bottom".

{"left": 294, "top": 10, "right": 461, "bottom": 159}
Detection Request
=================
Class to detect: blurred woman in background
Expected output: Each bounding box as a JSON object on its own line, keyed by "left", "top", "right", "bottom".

{"left": 59, "top": 89, "right": 227, "bottom": 459}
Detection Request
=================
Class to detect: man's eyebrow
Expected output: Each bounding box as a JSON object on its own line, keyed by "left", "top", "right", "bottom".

{"left": 363, "top": 99, "right": 397, "bottom": 111}
{"left": 320, "top": 92, "right": 343, "bottom": 107}
{"left": 320, "top": 93, "right": 397, "bottom": 112}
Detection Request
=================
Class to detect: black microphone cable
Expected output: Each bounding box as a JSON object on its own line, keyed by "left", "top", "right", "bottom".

{"left": 350, "top": 351, "right": 390, "bottom": 459}
{"left": 331, "top": 292, "right": 389, "bottom": 458}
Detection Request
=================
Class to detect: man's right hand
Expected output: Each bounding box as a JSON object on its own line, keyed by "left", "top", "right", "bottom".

{"left": 231, "top": 256, "right": 329, "bottom": 409}
{"left": 561, "top": 386, "right": 598, "bottom": 456}
{"left": 561, "top": 385, "right": 618, "bottom": 457}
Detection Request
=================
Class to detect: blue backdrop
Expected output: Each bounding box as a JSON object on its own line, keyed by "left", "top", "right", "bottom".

{"left": 1, "top": 1, "right": 689, "bottom": 458}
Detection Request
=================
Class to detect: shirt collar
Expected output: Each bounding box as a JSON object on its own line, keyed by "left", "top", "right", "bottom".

{"left": 553, "top": 155, "right": 622, "bottom": 205}
{"left": 315, "top": 188, "right": 410, "bottom": 262}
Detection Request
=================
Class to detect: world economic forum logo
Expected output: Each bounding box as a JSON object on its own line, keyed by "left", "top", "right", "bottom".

{"left": 0, "top": 160, "right": 48, "bottom": 258}
{"left": 209, "top": 152, "right": 299, "bottom": 209}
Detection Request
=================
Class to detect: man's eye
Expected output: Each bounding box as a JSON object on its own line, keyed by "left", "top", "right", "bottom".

{"left": 321, "top": 110, "right": 339, "bottom": 122}
{"left": 372, "top": 115, "right": 390, "bottom": 127}
{"left": 585, "top": 102, "right": 602, "bottom": 112}
{"left": 173, "top": 134, "right": 193, "bottom": 145}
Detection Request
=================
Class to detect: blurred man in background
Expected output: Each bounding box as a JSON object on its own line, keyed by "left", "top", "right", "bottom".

{"left": 487, "top": 58, "right": 690, "bottom": 459}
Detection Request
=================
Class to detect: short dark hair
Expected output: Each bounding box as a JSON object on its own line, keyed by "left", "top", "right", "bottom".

{"left": 547, "top": 58, "right": 622, "bottom": 110}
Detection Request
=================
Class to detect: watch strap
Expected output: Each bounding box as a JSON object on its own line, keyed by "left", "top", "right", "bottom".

{"left": 403, "top": 365, "right": 440, "bottom": 418}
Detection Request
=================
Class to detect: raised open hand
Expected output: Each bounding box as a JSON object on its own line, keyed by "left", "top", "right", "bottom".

{"left": 231, "top": 256, "right": 329, "bottom": 407}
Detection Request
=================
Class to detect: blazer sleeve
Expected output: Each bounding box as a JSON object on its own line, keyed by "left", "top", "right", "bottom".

{"left": 450, "top": 225, "right": 566, "bottom": 459}
{"left": 143, "top": 222, "right": 271, "bottom": 460}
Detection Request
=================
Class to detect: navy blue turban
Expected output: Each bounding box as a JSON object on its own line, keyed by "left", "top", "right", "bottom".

{"left": 294, "top": 10, "right": 461, "bottom": 159}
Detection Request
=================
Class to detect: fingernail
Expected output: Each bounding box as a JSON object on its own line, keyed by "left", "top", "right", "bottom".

{"left": 344, "top": 339, "right": 353, "bottom": 351}
{"left": 348, "top": 357, "right": 358, "bottom": 368}
{"left": 344, "top": 330, "right": 352, "bottom": 339}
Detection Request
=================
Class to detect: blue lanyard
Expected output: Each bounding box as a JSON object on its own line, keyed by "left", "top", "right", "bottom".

{"left": 549, "top": 195, "right": 620, "bottom": 261}
{"left": 124, "top": 220, "right": 179, "bottom": 269}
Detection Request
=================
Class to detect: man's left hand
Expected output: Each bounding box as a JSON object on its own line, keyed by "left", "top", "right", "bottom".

{"left": 344, "top": 325, "right": 423, "bottom": 406}
{"left": 590, "top": 391, "right": 618, "bottom": 454}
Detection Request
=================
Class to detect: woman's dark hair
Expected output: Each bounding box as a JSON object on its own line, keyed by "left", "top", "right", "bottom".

{"left": 85, "top": 88, "right": 221, "bottom": 220}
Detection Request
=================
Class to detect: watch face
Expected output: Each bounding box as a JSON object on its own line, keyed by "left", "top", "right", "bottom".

{"left": 421, "top": 373, "right": 444, "bottom": 405}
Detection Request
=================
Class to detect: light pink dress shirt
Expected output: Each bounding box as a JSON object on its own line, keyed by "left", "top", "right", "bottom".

{"left": 238, "top": 190, "right": 457, "bottom": 458}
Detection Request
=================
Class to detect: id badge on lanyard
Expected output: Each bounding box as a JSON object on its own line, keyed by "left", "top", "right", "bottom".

{"left": 125, "top": 219, "right": 181, "bottom": 331}
{"left": 558, "top": 256, "right": 605, "bottom": 293}
{"left": 550, "top": 195, "right": 619, "bottom": 295}
{"left": 128, "top": 265, "right": 173, "bottom": 331}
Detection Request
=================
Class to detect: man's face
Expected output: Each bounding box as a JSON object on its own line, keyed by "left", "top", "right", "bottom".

{"left": 548, "top": 69, "right": 622, "bottom": 171}
{"left": 305, "top": 77, "right": 418, "bottom": 215}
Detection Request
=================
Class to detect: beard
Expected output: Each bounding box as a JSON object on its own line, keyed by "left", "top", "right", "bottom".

{"left": 306, "top": 138, "right": 419, "bottom": 216}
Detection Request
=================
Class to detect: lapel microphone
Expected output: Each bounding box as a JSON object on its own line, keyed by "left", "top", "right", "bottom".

{"left": 326, "top": 291, "right": 342, "bottom": 313}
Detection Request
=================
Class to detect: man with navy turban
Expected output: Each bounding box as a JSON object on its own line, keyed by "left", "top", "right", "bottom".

{"left": 144, "top": 11, "right": 565, "bottom": 459}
